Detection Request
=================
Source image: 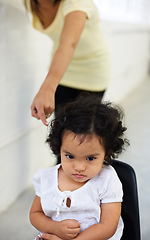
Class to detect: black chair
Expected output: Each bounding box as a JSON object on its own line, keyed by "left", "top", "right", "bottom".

{"left": 111, "top": 160, "right": 141, "bottom": 240}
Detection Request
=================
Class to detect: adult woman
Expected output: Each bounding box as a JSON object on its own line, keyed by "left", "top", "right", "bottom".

{"left": 24, "top": 0, "right": 110, "bottom": 126}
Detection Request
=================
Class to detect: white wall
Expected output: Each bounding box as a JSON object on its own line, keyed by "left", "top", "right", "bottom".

{"left": 0, "top": 2, "right": 56, "bottom": 213}
{"left": 102, "top": 21, "right": 150, "bottom": 102}
{"left": 0, "top": 1, "right": 150, "bottom": 213}
{"left": 94, "top": 0, "right": 150, "bottom": 24}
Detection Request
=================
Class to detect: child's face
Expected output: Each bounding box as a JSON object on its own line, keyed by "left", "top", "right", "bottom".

{"left": 60, "top": 131, "right": 106, "bottom": 184}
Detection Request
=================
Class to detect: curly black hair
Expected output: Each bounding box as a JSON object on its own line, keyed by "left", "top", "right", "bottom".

{"left": 46, "top": 94, "right": 129, "bottom": 165}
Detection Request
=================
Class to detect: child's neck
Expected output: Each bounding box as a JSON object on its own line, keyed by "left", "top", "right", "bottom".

{"left": 58, "top": 166, "right": 87, "bottom": 192}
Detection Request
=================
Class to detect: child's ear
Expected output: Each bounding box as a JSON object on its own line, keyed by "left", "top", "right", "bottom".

{"left": 104, "top": 154, "right": 108, "bottom": 160}
{"left": 104, "top": 150, "right": 112, "bottom": 165}
{"left": 105, "top": 149, "right": 112, "bottom": 158}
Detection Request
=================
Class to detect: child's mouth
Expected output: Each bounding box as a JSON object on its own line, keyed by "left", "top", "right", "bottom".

{"left": 73, "top": 174, "right": 86, "bottom": 179}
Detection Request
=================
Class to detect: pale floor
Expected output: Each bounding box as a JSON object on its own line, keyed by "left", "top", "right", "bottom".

{"left": 0, "top": 79, "right": 150, "bottom": 240}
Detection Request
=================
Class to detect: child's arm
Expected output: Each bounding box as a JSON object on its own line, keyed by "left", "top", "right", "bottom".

{"left": 75, "top": 202, "right": 122, "bottom": 240}
{"left": 40, "top": 202, "right": 121, "bottom": 240}
{"left": 30, "top": 195, "right": 81, "bottom": 240}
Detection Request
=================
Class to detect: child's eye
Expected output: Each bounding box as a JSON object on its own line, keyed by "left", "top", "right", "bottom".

{"left": 66, "top": 154, "right": 74, "bottom": 159}
{"left": 87, "top": 156, "right": 96, "bottom": 161}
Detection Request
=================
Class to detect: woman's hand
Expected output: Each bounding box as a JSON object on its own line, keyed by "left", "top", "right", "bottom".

{"left": 31, "top": 86, "right": 55, "bottom": 126}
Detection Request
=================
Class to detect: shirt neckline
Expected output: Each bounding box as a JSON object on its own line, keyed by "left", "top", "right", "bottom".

{"left": 29, "top": 0, "right": 62, "bottom": 33}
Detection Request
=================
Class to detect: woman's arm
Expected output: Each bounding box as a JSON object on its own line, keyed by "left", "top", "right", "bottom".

{"left": 31, "top": 11, "right": 87, "bottom": 125}
{"left": 30, "top": 196, "right": 80, "bottom": 240}
{"left": 40, "top": 202, "right": 122, "bottom": 240}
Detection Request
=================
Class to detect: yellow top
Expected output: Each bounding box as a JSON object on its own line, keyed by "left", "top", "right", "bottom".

{"left": 25, "top": 0, "right": 110, "bottom": 91}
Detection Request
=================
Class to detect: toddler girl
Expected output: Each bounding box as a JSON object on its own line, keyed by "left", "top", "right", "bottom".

{"left": 30, "top": 94, "right": 129, "bottom": 240}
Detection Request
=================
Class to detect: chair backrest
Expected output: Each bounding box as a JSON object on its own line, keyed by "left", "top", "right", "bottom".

{"left": 111, "top": 160, "right": 141, "bottom": 240}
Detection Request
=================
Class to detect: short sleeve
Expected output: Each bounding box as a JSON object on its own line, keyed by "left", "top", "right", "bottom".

{"left": 32, "top": 169, "right": 43, "bottom": 197}
{"left": 32, "top": 165, "right": 59, "bottom": 198}
{"left": 62, "top": 0, "right": 94, "bottom": 19}
{"left": 98, "top": 166, "right": 123, "bottom": 204}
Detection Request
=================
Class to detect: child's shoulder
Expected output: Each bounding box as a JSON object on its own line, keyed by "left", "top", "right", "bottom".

{"left": 100, "top": 164, "right": 117, "bottom": 175}
{"left": 33, "top": 164, "right": 60, "bottom": 180}
{"left": 93, "top": 164, "right": 119, "bottom": 182}
{"left": 32, "top": 165, "right": 61, "bottom": 196}
{"left": 90, "top": 164, "right": 123, "bottom": 200}
{"left": 41, "top": 164, "right": 60, "bottom": 173}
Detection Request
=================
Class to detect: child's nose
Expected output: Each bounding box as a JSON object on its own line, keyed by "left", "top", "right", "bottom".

{"left": 74, "top": 160, "right": 86, "bottom": 172}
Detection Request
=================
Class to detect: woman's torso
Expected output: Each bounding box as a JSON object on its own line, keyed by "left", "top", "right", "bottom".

{"left": 25, "top": 0, "right": 110, "bottom": 91}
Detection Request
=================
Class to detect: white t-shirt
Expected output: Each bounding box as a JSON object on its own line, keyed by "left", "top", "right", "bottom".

{"left": 33, "top": 164, "right": 124, "bottom": 239}
{"left": 25, "top": 0, "right": 110, "bottom": 91}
